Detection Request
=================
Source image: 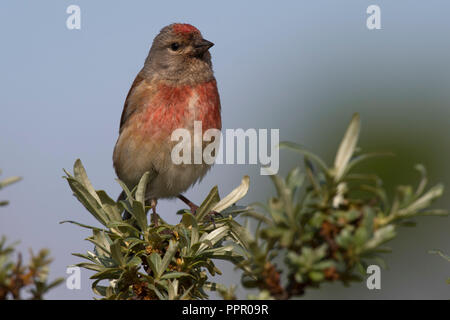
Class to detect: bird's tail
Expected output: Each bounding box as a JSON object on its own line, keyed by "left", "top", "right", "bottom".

{"left": 117, "top": 190, "right": 131, "bottom": 220}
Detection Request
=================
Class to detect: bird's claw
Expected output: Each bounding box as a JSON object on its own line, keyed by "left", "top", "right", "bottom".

{"left": 205, "top": 210, "right": 223, "bottom": 228}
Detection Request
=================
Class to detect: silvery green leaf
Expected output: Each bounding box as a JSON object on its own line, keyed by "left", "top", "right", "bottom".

{"left": 158, "top": 240, "right": 178, "bottom": 279}
{"left": 73, "top": 159, "right": 101, "bottom": 203}
{"left": 119, "top": 200, "right": 133, "bottom": 218}
{"left": 190, "top": 224, "right": 199, "bottom": 249}
{"left": 160, "top": 272, "right": 192, "bottom": 280}
{"left": 72, "top": 252, "right": 98, "bottom": 263}
{"left": 269, "top": 174, "right": 294, "bottom": 219}
{"left": 212, "top": 176, "right": 250, "bottom": 213}
{"left": 286, "top": 166, "right": 304, "bottom": 190}
{"left": 332, "top": 182, "right": 347, "bottom": 208}
{"left": 115, "top": 179, "right": 133, "bottom": 202}
{"left": 167, "top": 279, "right": 179, "bottom": 300}
{"left": 279, "top": 141, "right": 329, "bottom": 175}
{"left": 90, "top": 268, "right": 122, "bottom": 280}
{"left": 136, "top": 171, "right": 150, "bottom": 204}
{"left": 91, "top": 230, "right": 113, "bottom": 258}
{"left": 201, "top": 244, "right": 234, "bottom": 256}
{"left": 397, "top": 184, "right": 444, "bottom": 217}
{"left": 429, "top": 250, "right": 450, "bottom": 262}
{"left": 363, "top": 225, "right": 396, "bottom": 252}
{"left": 65, "top": 177, "right": 109, "bottom": 226}
{"left": 197, "top": 226, "right": 229, "bottom": 253}
{"left": 336, "top": 228, "right": 353, "bottom": 248}
{"left": 181, "top": 212, "right": 196, "bottom": 228}
{"left": 304, "top": 158, "right": 322, "bottom": 194}
{"left": 96, "top": 190, "right": 122, "bottom": 222}
{"left": 59, "top": 220, "right": 105, "bottom": 232}
{"left": 148, "top": 283, "right": 166, "bottom": 300}
{"left": 178, "top": 285, "right": 194, "bottom": 300}
{"left": 0, "top": 176, "right": 21, "bottom": 189}
{"left": 196, "top": 186, "right": 220, "bottom": 220}
{"left": 269, "top": 174, "right": 287, "bottom": 198}
{"left": 147, "top": 253, "right": 162, "bottom": 277}
{"left": 219, "top": 205, "right": 251, "bottom": 218}
{"left": 227, "top": 220, "right": 253, "bottom": 250}
{"left": 75, "top": 262, "right": 104, "bottom": 272}
{"left": 92, "top": 280, "right": 108, "bottom": 297}
{"left": 414, "top": 164, "right": 428, "bottom": 196}
{"left": 334, "top": 113, "right": 360, "bottom": 181}
{"left": 106, "top": 221, "right": 141, "bottom": 235}
{"left": 131, "top": 200, "right": 148, "bottom": 231}
{"left": 280, "top": 230, "right": 295, "bottom": 247}
{"left": 353, "top": 225, "right": 369, "bottom": 248}
{"left": 110, "top": 240, "right": 125, "bottom": 266}
{"left": 85, "top": 239, "right": 110, "bottom": 261}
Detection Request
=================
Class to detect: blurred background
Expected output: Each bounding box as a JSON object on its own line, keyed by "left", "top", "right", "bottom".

{"left": 0, "top": 0, "right": 449, "bottom": 299}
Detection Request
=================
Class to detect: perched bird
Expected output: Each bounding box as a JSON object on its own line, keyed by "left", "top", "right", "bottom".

{"left": 113, "top": 23, "right": 221, "bottom": 224}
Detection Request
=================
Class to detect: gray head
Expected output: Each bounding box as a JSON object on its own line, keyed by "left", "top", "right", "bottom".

{"left": 142, "top": 23, "right": 215, "bottom": 85}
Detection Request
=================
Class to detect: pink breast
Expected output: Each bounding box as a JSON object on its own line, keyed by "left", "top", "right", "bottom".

{"left": 142, "top": 81, "right": 221, "bottom": 135}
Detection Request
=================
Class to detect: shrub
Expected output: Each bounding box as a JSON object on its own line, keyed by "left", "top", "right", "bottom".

{"left": 0, "top": 171, "right": 62, "bottom": 300}
{"left": 63, "top": 114, "right": 447, "bottom": 299}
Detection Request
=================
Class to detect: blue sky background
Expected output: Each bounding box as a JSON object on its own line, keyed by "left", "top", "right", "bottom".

{"left": 1, "top": 1, "right": 450, "bottom": 299}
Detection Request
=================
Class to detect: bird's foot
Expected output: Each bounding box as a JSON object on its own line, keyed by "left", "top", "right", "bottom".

{"left": 178, "top": 194, "right": 198, "bottom": 214}
{"left": 151, "top": 212, "right": 159, "bottom": 227}
{"left": 150, "top": 199, "right": 159, "bottom": 227}
{"left": 177, "top": 194, "right": 222, "bottom": 227}
{"left": 189, "top": 203, "right": 199, "bottom": 215}
{"left": 204, "top": 210, "right": 223, "bottom": 228}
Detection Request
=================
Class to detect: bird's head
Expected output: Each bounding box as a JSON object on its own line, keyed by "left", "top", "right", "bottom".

{"left": 143, "top": 23, "right": 215, "bottom": 84}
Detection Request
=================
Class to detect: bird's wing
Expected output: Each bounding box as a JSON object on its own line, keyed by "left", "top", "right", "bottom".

{"left": 119, "top": 72, "right": 146, "bottom": 133}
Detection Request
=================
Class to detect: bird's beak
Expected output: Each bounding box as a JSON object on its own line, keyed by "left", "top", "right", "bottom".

{"left": 194, "top": 38, "right": 214, "bottom": 54}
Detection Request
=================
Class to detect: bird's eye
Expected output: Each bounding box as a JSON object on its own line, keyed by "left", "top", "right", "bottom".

{"left": 170, "top": 42, "right": 180, "bottom": 51}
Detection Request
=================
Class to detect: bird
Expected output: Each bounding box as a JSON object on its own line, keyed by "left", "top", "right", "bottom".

{"left": 113, "top": 23, "right": 221, "bottom": 225}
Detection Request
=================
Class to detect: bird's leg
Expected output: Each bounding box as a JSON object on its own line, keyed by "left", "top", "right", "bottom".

{"left": 177, "top": 194, "right": 198, "bottom": 214}
{"left": 177, "top": 194, "right": 222, "bottom": 226}
{"left": 150, "top": 198, "right": 159, "bottom": 227}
